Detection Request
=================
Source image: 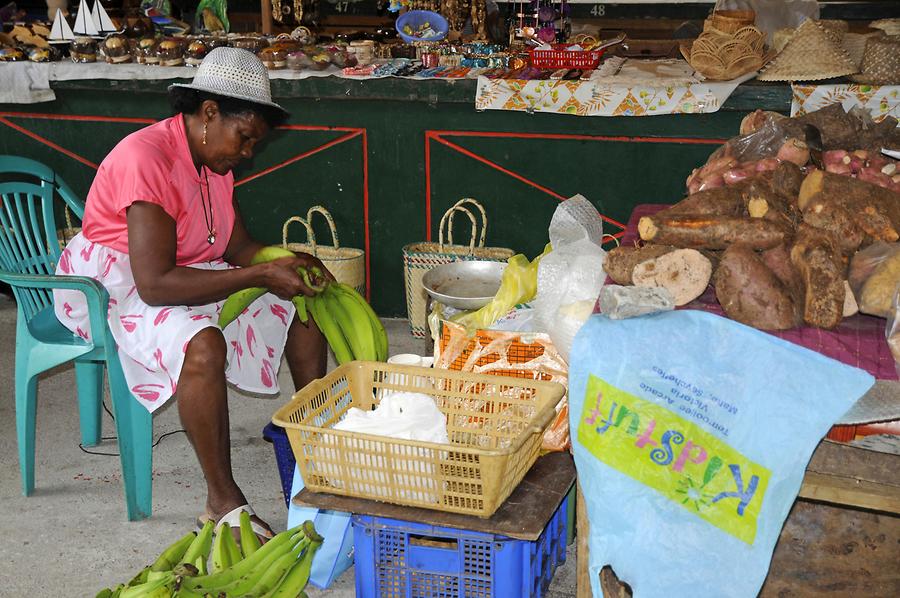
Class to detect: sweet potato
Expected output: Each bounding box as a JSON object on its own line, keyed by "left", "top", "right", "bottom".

{"left": 638, "top": 215, "right": 791, "bottom": 250}
{"left": 714, "top": 244, "right": 798, "bottom": 330}
{"left": 604, "top": 244, "right": 678, "bottom": 285}
{"left": 801, "top": 199, "right": 865, "bottom": 254}
{"left": 790, "top": 225, "right": 846, "bottom": 329}
{"left": 664, "top": 186, "right": 747, "bottom": 217}
{"left": 798, "top": 169, "right": 900, "bottom": 243}
{"left": 776, "top": 138, "right": 810, "bottom": 166}
{"left": 743, "top": 179, "right": 800, "bottom": 228}
{"left": 631, "top": 249, "right": 712, "bottom": 306}
{"left": 843, "top": 281, "right": 859, "bottom": 318}
{"left": 770, "top": 161, "right": 805, "bottom": 199}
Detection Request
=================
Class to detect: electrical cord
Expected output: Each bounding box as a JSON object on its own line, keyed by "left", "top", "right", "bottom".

{"left": 77, "top": 396, "right": 186, "bottom": 457}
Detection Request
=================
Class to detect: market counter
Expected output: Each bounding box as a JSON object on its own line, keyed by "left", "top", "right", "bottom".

{"left": 0, "top": 77, "right": 791, "bottom": 315}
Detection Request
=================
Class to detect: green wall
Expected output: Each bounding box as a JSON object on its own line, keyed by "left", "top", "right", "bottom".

{"left": 0, "top": 78, "right": 791, "bottom": 315}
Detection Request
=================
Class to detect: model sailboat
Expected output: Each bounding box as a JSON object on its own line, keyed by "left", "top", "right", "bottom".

{"left": 90, "top": 1, "right": 119, "bottom": 35}
{"left": 72, "top": 0, "right": 100, "bottom": 36}
{"left": 48, "top": 8, "right": 76, "bottom": 44}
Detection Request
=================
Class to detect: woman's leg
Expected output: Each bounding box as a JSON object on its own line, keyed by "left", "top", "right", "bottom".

{"left": 177, "top": 327, "right": 272, "bottom": 535}
{"left": 284, "top": 315, "right": 327, "bottom": 389}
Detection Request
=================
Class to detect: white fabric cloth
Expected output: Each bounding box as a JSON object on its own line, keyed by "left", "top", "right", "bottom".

{"left": 0, "top": 62, "right": 55, "bottom": 103}
{"left": 53, "top": 233, "right": 295, "bottom": 413}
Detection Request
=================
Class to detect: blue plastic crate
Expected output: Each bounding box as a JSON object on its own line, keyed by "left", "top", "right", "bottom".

{"left": 352, "top": 496, "right": 568, "bottom": 597}
{"left": 262, "top": 422, "right": 295, "bottom": 507}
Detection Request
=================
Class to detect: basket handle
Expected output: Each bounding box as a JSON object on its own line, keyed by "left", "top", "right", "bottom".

{"left": 447, "top": 198, "right": 487, "bottom": 248}
{"left": 282, "top": 216, "right": 317, "bottom": 255}
{"left": 438, "top": 206, "right": 477, "bottom": 254}
{"left": 306, "top": 205, "right": 340, "bottom": 249}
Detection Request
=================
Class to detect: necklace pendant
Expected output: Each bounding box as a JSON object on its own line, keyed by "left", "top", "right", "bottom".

{"left": 207, "top": 233, "right": 216, "bottom": 245}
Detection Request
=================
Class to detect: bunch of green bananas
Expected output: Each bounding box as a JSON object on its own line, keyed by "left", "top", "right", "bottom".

{"left": 96, "top": 515, "right": 321, "bottom": 598}
{"left": 218, "top": 246, "right": 388, "bottom": 364}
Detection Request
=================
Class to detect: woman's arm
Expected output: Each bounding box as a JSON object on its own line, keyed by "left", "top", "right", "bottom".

{"left": 223, "top": 197, "right": 336, "bottom": 280}
{"left": 127, "top": 201, "right": 310, "bottom": 306}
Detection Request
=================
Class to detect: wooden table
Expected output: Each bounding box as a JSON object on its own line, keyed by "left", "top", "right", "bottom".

{"left": 577, "top": 439, "right": 900, "bottom": 597}
{"left": 295, "top": 451, "right": 576, "bottom": 541}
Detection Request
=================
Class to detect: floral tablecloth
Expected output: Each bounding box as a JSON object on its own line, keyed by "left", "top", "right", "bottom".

{"left": 791, "top": 83, "right": 900, "bottom": 122}
{"left": 474, "top": 58, "right": 755, "bottom": 117}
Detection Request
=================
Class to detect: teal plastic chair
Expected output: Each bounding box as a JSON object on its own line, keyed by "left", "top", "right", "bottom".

{"left": 0, "top": 155, "right": 153, "bottom": 521}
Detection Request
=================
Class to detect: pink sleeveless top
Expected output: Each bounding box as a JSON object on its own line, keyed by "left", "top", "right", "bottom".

{"left": 81, "top": 115, "right": 236, "bottom": 265}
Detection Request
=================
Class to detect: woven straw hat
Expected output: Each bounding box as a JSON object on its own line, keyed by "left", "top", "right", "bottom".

{"left": 758, "top": 19, "right": 857, "bottom": 82}
{"left": 850, "top": 36, "right": 900, "bottom": 85}
{"left": 169, "top": 47, "right": 286, "bottom": 116}
{"left": 842, "top": 30, "right": 886, "bottom": 69}
{"left": 870, "top": 18, "right": 900, "bottom": 37}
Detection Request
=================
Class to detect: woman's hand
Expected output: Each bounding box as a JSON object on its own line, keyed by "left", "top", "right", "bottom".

{"left": 258, "top": 254, "right": 334, "bottom": 299}
{"left": 293, "top": 252, "right": 336, "bottom": 282}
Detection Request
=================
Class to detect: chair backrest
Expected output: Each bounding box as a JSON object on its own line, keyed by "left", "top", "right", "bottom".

{"left": 0, "top": 156, "right": 86, "bottom": 320}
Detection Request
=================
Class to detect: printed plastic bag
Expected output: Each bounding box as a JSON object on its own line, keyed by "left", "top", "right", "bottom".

{"left": 569, "top": 310, "right": 874, "bottom": 598}
{"left": 533, "top": 195, "right": 608, "bottom": 360}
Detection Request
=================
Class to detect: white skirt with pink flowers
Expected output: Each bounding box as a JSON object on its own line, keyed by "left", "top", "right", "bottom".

{"left": 53, "top": 233, "right": 295, "bottom": 413}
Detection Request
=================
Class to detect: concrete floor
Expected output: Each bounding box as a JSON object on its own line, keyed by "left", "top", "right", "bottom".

{"left": 0, "top": 294, "right": 577, "bottom": 597}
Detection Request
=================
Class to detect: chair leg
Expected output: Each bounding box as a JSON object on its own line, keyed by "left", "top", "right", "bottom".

{"left": 15, "top": 348, "right": 38, "bottom": 496}
{"left": 106, "top": 352, "right": 154, "bottom": 521}
{"left": 74, "top": 360, "right": 104, "bottom": 447}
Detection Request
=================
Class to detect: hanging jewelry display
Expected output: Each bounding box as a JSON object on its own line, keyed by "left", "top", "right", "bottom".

{"left": 470, "top": 0, "right": 487, "bottom": 39}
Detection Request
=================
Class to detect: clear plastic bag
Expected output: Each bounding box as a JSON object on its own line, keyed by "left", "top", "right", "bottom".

{"left": 848, "top": 242, "right": 900, "bottom": 318}
{"left": 888, "top": 288, "right": 900, "bottom": 378}
{"left": 532, "top": 195, "right": 608, "bottom": 361}
{"left": 717, "top": 0, "right": 819, "bottom": 44}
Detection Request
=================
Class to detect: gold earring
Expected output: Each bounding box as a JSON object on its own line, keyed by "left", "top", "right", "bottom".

{"left": 202, "top": 122, "right": 208, "bottom": 145}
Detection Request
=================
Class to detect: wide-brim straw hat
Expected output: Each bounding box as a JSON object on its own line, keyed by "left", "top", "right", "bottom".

{"left": 850, "top": 36, "right": 900, "bottom": 85}
{"left": 870, "top": 18, "right": 900, "bottom": 37}
{"left": 842, "top": 30, "right": 886, "bottom": 69}
{"left": 169, "top": 47, "right": 288, "bottom": 117}
{"left": 758, "top": 18, "right": 857, "bottom": 82}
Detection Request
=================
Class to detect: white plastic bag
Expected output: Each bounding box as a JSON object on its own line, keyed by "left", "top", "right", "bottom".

{"left": 533, "top": 195, "right": 607, "bottom": 361}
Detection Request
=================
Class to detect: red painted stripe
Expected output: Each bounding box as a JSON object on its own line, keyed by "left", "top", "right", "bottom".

{"left": 429, "top": 130, "right": 728, "bottom": 145}
{"left": 0, "top": 111, "right": 156, "bottom": 125}
{"left": 425, "top": 133, "right": 625, "bottom": 232}
{"left": 0, "top": 117, "right": 99, "bottom": 169}
{"left": 362, "top": 130, "right": 371, "bottom": 301}
{"left": 234, "top": 130, "right": 361, "bottom": 187}
{"left": 278, "top": 124, "right": 365, "bottom": 133}
{"left": 424, "top": 131, "right": 433, "bottom": 241}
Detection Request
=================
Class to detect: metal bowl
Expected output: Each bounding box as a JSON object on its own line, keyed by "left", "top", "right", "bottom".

{"left": 422, "top": 261, "right": 506, "bottom": 310}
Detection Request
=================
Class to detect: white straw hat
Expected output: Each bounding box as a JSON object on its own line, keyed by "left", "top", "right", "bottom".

{"left": 169, "top": 47, "right": 287, "bottom": 116}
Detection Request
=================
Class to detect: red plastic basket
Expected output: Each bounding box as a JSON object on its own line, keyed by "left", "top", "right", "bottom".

{"left": 529, "top": 46, "right": 605, "bottom": 69}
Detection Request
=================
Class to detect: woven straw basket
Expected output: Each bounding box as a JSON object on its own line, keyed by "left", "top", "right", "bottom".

{"left": 402, "top": 198, "right": 514, "bottom": 339}
{"left": 282, "top": 206, "right": 365, "bottom": 296}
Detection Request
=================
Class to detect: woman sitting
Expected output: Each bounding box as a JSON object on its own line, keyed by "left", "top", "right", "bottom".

{"left": 54, "top": 47, "right": 328, "bottom": 539}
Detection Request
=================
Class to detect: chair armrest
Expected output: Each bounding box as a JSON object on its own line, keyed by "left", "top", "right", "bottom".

{"left": 1, "top": 272, "right": 111, "bottom": 346}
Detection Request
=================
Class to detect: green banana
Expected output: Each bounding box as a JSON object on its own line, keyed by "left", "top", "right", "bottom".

{"left": 125, "top": 567, "right": 150, "bottom": 588}
{"left": 308, "top": 294, "right": 354, "bottom": 365}
{"left": 150, "top": 531, "right": 197, "bottom": 573}
{"left": 218, "top": 286, "right": 267, "bottom": 329}
{"left": 199, "top": 533, "right": 308, "bottom": 597}
{"left": 324, "top": 285, "right": 376, "bottom": 361}
{"left": 333, "top": 283, "right": 388, "bottom": 361}
{"left": 265, "top": 531, "right": 322, "bottom": 598}
{"left": 180, "top": 520, "right": 214, "bottom": 567}
{"left": 291, "top": 295, "right": 309, "bottom": 325}
{"left": 181, "top": 525, "right": 304, "bottom": 592}
{"left": 243, "top": 537, "right": 310, "bottom": 597}
{"left": 210, "top": 525, "right": 229, "bottom": 574}
{"left": 239, "top": 510, "right": 263, "bottom": 558}
{"left": 119, "top": 572, "right": 175, "bottom": 598}
{"left": 299, "top": 267, "right": 327, "bottom": 293}
{"left": 193, "top": 555, "right": 207, "bottom": 577}
{"left": 250, "top": 245, "right": 295, "bottom": 265}
{"left": 95, "top": 589, "right": 113, "bottom": 598}
{"left": 222, "top": 526, "right": 243, "bottom": 570}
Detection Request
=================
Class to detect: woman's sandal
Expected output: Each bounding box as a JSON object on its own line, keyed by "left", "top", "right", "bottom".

{"left": 197, "top": 504, "right": 275, "bottom": 542}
